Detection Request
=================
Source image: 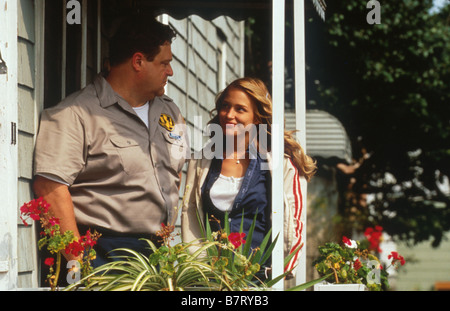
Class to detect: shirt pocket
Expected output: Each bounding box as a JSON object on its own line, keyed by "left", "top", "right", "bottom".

{"left": 157, "top": 126, "right": 187, "bottom": 173}
{"left": 110, "top": 135, "right": 150, "bottom": 175}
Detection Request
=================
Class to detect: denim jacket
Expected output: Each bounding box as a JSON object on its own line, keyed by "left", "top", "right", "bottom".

{"left": 201, "top": 154, "right": 271, "bottom": 251}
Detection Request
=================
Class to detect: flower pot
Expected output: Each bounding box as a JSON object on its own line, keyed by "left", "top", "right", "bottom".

{"left": 313, "top": 282, "right": 367, "bottom": 291}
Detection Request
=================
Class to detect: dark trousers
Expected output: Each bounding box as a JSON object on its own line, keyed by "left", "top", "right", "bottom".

{"left": 91, "top": 234, "right": 160, "bottom": 268}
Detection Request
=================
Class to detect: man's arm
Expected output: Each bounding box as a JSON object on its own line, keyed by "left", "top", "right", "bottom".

{"left": 33, "top": 175, "right": 81, "bottom": 261}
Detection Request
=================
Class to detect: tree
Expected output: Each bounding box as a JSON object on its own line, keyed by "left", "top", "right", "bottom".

{"left": 305, "top": 0, "right": 450, "bottom": 247}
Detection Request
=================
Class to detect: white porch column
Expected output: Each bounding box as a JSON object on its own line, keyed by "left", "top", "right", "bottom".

{"left": 0, "top": 0, "right": 19, "bottom": 290}
{"left": 271, "top": 0, "right": 285, "bottom": 290}
{"left": 293, "top": 0, "right": 308, "bottom": 285}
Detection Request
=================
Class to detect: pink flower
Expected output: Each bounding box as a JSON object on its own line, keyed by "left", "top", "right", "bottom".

{"left": 228, "top": 232, "right": 246, "bottom": 248}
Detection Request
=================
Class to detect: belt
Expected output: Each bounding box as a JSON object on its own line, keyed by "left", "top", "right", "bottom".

{"left": 77, "top": 225, "right": 161, "bottom": 243}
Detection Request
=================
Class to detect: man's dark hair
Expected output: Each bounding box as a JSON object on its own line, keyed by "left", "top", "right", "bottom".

{"left": 109, "top": 16, "right": 176, "bottom": 66}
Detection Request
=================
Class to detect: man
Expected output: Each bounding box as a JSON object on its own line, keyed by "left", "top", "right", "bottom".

{"left": 33, "top": 16, "right": 187, "bottom": 268}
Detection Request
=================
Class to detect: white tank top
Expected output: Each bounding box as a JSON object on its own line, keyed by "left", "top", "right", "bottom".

{"left": 210, "top": 174, "right": 244, "bottom": 212}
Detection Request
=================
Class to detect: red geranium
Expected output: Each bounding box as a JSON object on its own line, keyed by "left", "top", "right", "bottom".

{"left": 48, "top": 217, "right": 60, "bottom": 226}
{"left": 364, "top": 226, "right": 383, "bottom": 253}
{"left": 342, "top": 236, "right": 351, "bottom": 246}
{"left": 388, "top": 251, "right": 405, "bottom": 266}
{"left": 353, "top": 258, "right": 362, "bottom": 271}
{"left": 19, "top": 197, "right": 101, "bottom": 290}
{"left": 65, "top": 230, "right": 98, "bottom": 257}
{"left": 44, "top": 257, "right": 55, "bottom": 266}
{"left": 228, "top": 232, "right": 246, "bottom": 248}
{"left": 19, "top": 197, "right": 50, "bottom": 225}
{"left": 65, "top": 240, "right": 85, "bottom": 257}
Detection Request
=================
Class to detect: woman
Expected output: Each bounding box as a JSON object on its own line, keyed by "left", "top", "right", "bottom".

{"left": 181, "top": 77, "right": 316, "bottom": 277}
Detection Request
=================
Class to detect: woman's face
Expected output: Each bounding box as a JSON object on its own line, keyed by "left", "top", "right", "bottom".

{"left": 218, "top": 88, "right": 259, "bottom": 136}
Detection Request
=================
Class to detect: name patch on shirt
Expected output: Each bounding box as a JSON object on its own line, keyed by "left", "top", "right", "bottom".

{"left": 159, "top": 113, "right": 174, "bottom": 132}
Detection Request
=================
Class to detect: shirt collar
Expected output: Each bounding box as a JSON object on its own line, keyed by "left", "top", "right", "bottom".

{"left": 93, "top": 74, "right": 119, "bottom": 108}
{"left": 94, "top": 74, "right": 149, "bottom": 117}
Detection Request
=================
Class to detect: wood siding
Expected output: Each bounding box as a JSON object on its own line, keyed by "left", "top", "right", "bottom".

{"left": 16, "top": 0, "right": 40, "bottom": 288}
{"left": 167, "top": 14, "right": 245, "bottom": 238}
{"left": 395, "top": 233, "right": 450, "bottom": 291}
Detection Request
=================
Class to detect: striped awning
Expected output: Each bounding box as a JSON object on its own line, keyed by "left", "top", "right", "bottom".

{"left": 286, "top": 110, "right": 352, "bottom": 164}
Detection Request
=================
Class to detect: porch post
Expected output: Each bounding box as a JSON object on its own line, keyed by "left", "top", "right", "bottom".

{"left": 271, "top": 0, "right": 285, "bottom": 290}
{"left": 293, "top": 0, "right": 308, "bottom": 285}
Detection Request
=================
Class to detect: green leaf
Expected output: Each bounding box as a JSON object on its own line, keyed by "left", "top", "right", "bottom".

{"left": 242, "top": 212, "right": 257, "bottom": 256}
{"left": 287, "top": 273, "right": 334, "bottom": 291}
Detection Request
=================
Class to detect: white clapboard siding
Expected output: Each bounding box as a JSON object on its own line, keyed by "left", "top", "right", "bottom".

{"left": 167, "top": 15, "right": 245, "bottom": 235}
{"left": 16, "top": 0, "right": 39, "bottom": 288}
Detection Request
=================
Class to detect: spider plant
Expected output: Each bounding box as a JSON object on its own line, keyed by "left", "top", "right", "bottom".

{"left": 64, "top": 211, "right": 328, "bottom": 291}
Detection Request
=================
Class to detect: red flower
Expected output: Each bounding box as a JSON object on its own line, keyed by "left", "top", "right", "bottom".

{"left": 19, "top": 197, "right": 51, "bottom": 225}
{"left": 82, "top": 230, "right": 97, "bottom": 247}
{"left": 44, "top": 257, "right": 55, "bottom": 266}
{"left": 354, "top": 258, "right": 362, "bottom": 271}
{"left": 364, "top": 226, "right": 383, "bottom": 253}
{"left": 228, "top": 232, "right": 246, "bottom": 248}
{"left": 65, "top": 240, "right": 84, "bottom": 257}
{"left": 342, "top": 236, "right": 350, "bottom": 245}
{"left": 388, "top": 251, "right": 405, "bottom": 266}
{"left": 48, "top": 217, "right": 60, "bottom": 226}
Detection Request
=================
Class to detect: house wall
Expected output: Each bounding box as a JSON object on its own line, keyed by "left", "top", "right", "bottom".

{"left": 15, "top": 0, "right": 42, "bottom": 288}
{"left": 169, "top": 15, "right": 244, "bottom": 153}
{"left": 166, "top": 14, "right": 245, "bottom": 238}
{"left": 395, "top": 233, "right": 450, "bottom": 291}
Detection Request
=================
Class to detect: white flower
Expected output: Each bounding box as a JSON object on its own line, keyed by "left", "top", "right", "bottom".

{"left": 343, "top": 236, "right": 358, "bottom": 248}
{"left": 347, "top": 240, "right": 357, "bottom": 248}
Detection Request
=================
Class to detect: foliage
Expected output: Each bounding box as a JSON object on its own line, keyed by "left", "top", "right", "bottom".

{"left": 313, "top": 230, "right": 406, "bottom": 291}
{"left": 202, "top": 213, "right": 280, "bottom": 287}
{"left": 203, "top": 213, "right": 330, "bottom": 291}
{"left": 64, "top": 209, "right": 327, "bottom": 291}
{"left": 19, "top": 198, "right": 100, "bottom": 290}
{"left": 65, "top": 238, "right": 231, "bottom": 291}
{"left": 305, "top": 0, "right": 450, "bottom": 246}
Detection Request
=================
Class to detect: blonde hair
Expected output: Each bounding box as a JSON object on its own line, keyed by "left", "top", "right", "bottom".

{"left": 210, "top": 77, "right": 317, "bottom": 181}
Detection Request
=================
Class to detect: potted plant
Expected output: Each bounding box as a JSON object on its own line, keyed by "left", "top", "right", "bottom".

{"left": 19, "top": 198, "right": 100, "bottom": 290}
{"left": 313, "top": 229, "right": 405, "bottom": 291}
{"left": 19, "top": 197, "right": 328, "bottom": 291}
{"left": 64, "top": 211, "right": 328, "bottom": 291}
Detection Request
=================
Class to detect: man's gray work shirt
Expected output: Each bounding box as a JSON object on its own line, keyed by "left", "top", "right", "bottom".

{"left": 34, "top": 74, "right": 188, "bottom": 235}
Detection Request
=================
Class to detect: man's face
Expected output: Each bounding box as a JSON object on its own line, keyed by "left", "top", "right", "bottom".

{"left": 141, "top": 42, "right": 173, "bottom": 100}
